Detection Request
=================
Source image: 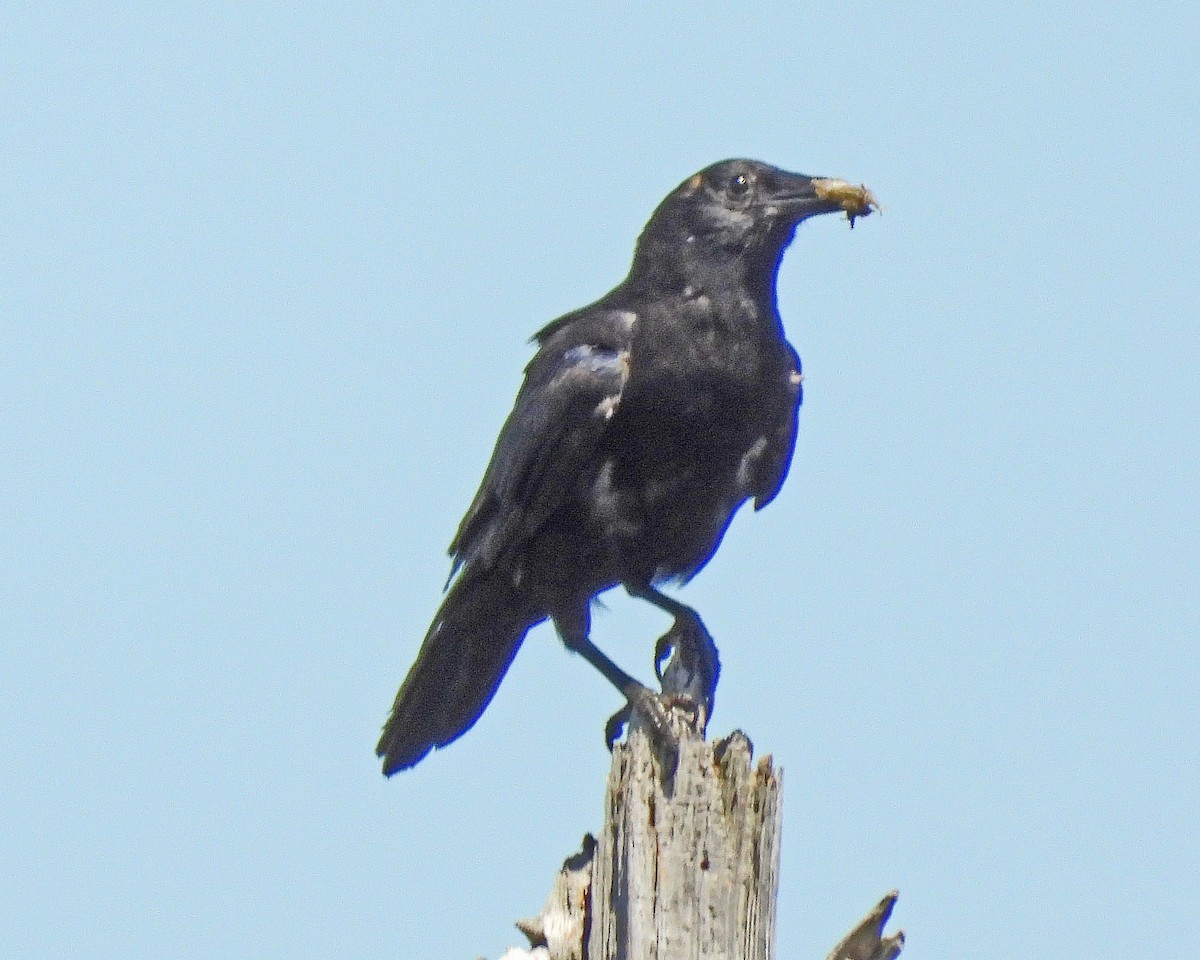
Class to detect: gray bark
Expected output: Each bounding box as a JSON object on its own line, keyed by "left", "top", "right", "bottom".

{"left": 505, "top": 720, "right": 903, "bottom": 960}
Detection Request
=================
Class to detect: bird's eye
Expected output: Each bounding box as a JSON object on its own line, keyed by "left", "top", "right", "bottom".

{"left": 728, "top": 173, "right": 751, "bottom": 197}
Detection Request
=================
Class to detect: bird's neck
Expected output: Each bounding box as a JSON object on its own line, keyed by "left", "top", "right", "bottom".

{"left": 628, "top": 233, "right": 789, "bottom": 310}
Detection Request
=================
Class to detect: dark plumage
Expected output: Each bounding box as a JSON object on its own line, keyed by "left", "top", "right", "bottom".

{"left": 378, "top": 159, "right": 874, "bottom": 774}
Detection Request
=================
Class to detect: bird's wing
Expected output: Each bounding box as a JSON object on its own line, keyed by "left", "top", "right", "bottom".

{"left": 750, "top": 342, "right": 804, "bottom": 510}
{"left": 448, "top": 310, "right": 636, "bottom": 576}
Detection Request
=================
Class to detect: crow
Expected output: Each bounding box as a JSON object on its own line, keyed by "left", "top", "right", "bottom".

{"left": 378, "top": 159, "right": 875, "bottom": 774}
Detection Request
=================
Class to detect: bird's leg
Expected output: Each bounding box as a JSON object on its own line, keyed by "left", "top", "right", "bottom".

{"left": 556, "top": 620, "right": 674, "bottom": 751}
{"left": 625, "top": 583, "right": 720, "bottom": 721}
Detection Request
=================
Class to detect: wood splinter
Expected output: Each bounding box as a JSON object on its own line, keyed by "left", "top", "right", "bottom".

{"left": 501, "top": 727, "right": 904, "bottom": 960}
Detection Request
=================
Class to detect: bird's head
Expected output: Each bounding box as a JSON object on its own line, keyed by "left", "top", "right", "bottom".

{"left": 633, "top": 159, "right": 876, "bottom": 288}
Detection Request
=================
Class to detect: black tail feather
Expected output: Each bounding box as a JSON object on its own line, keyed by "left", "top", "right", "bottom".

{"left": 377, "top": 570, "right": 540, "bottom": 775}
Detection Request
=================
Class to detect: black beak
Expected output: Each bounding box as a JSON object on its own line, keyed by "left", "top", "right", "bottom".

{"left": 769, "top": 174, "right": 879, "bottom": 227}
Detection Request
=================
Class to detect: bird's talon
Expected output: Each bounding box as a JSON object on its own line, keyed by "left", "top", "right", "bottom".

{"left": 664, "top": 691, "right": 710, "bottom": 736}
{"left": 663, "top": 691, "right": 698, "bottom": 717}
{"left": 605, "top": 704, "right": 632, "bottom": 750}
{"left": 654, "top": 634, "right": 675, "bottom": 682}
{"left": 628, "top": 688, "right": 678, "bottom": 751}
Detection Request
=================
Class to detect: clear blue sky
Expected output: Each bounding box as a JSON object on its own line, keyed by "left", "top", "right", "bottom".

{"left": 3, "top": 3, "right": 1197, "bottom": 958}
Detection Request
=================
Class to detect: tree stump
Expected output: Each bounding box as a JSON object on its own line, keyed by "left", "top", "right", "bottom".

{"left": 503, "top": 721, "right": 903, "bottom": 960}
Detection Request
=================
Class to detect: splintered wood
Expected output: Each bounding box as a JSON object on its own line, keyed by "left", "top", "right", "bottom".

{"left": 596, "top": 731, "right": 782, "bottom": 960}
{"left": 516, "top": 728, "right": 782, "bottom": 960}
{"left": 811, "top": 178, "right": 880, "bottom": 227}
{"left": 507, "top": 725, "right": 904, "bottom": 960}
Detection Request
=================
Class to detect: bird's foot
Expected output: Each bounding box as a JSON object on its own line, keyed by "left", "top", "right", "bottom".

{"left": 604, "top": 686, "right": 713, "bottom": 771}
{"left": 654, "top": 613, "right": 720, "bottom": 721}
{"left": 604, "top": 703, "right": 631, "bottom": 749}
{"left": 653, "top": 632, "right": 673, "bottom": 682}
{"left": 605, "top": 683, "right": 676, "bottom": 750}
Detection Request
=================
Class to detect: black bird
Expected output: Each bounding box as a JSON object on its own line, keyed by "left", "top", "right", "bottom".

{"left": 378, "top": 159, "right": 875, "bottom": 774}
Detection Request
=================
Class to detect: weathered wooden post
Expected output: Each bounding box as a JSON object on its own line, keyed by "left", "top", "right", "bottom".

{"left": 500, "top": 715, "right": 904, "bottom": 960}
